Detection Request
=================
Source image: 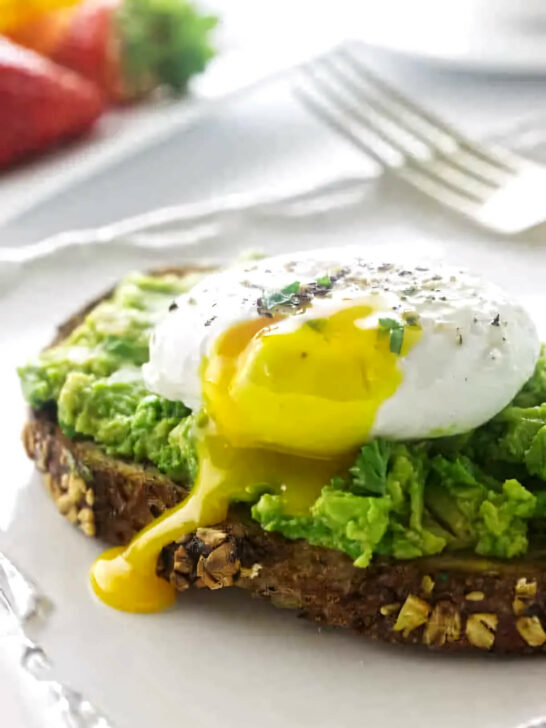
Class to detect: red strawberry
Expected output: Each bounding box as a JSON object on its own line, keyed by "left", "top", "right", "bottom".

{"left": 0, "top": 37, "right": 104, "bottom": 168}
{"left": 52, "top": 0, "right": 126, "bottom": 99}
{"left": 9, "top": 0, "right": 217, "bottom": 103}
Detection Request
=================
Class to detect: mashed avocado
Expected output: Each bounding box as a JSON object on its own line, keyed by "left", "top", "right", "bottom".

{"left": 19, "top": 273, "right": 200, "bottom": 482}
{"left": 252, "top": 443, "right": 538, "bottom": 565}
{"left": 18, "top": 274, "right": 546, "bottom": 567}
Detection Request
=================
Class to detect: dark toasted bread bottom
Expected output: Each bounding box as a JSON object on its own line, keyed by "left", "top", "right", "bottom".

{"left": 23, "top": 412, "right": 546, "bottom": 653}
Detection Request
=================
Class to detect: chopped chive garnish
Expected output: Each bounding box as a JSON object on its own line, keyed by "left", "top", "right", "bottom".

{"left": 316, "top": 274, "right": 332, "bottom": 288}
{"left": 378, "top": 317, "right": 405, "bottom": 355}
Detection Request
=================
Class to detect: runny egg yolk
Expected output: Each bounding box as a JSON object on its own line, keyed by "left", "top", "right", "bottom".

{"left": 91, "top": 305, "right": 420, "bottom": 613}
{"left": 203, "top": 305, "right": 417, "bottom": 456}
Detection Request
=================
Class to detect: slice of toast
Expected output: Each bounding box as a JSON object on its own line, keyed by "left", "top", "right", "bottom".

{"left": 21, "top": 268, "right": 546, "bottom": 654}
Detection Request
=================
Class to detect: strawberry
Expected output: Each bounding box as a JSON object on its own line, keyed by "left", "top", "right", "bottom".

{"left": 0, "top": 37, "right": 104, "bottom": 168}
{"left": 9, "top": 0, "right": 217, "bottom": 103}
{"left": 53, "top": 0, "right": 124, "bottom": 98}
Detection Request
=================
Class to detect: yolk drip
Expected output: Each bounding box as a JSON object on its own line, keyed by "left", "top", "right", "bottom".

{"left": 91, "top": 429, "right": 350, "bottom": 612}
{"left": 91, "top": 306, "right": 420, "bottom": 613}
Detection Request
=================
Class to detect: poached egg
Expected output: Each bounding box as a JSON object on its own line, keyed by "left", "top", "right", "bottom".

{"left": 146, "top": 248, "right": 538, "bottom": 447}
{"left": 91, "top": 248, "right": 539, "bottom": 612}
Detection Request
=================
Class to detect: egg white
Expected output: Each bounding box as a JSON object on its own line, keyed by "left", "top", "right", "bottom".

{"left": 144, "top": 247, "right": 540, "bottom": 440}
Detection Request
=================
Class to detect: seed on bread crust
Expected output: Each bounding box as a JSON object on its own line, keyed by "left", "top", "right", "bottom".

{"left": 513, "top": 577, "right": 538, "bottom": 616}
{"left": 380, "top": 602, "right": 401, "bottom": 616}
{"left": 172, "top": 545, "right": 194, "bottom": 576}
{"left": 22, "top": 422, "right": 51, "bottom": 472}
{"left": 465, "top": 613, "right": 497, "bottom": 650}
{"left": 516, "top": 617, "right": 546, "bottom": 647}
{"left": 195, "top": 527, "right": 228, "bottom": 549}
{"left": 393, "top": 595, "right": 430, "bottom": 637}
{"left": 38, "top": 448, "right": 96, "bottom": 537}
{"left": 196, "top": 542, "right": 241, "bottom": 590}
{"left": 516, "top": 577, "right": 537, "bottom": 599}
{"left": 240, "top": 563, "right": 262, "bottom": 580}
{"left": 421, "top": 575, "right": 434, "bottom": 597}
{"left": 465, "top": 591, "right": 485, "bottom": 602}
{"left": 423, "top": 601, "right": 461, "bottom": 647}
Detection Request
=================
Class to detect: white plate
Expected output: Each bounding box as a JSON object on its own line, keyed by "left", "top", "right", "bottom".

{"left": 1, "top": 172, "right": 546, "bottom": 728}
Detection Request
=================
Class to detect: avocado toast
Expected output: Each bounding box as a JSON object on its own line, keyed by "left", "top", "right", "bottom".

{"left": 19, "top": 260, "right": 546, "bottom": 653}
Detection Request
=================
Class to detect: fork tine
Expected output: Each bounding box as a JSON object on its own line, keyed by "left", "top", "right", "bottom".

{"left": 295, "top": 73, "right": 482, "bottom": 217}
{"left": 322, "top": 54, "right": 510, "bottom": 189}
{"left": 338, "top": 46, "right": 522, "bottom": 174}
{"left": 300, "top": 62, "right": 493, "bottom": 202}
{"left": 294, "top": 77, "right": 404, "bottom": 169}
{"left": 398, "top": 166, "right": 481, "bottom": 217}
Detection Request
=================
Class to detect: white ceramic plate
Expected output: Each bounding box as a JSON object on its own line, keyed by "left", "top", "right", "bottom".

{"left": 1, "top": 171, "right": 546, "bottom": 728}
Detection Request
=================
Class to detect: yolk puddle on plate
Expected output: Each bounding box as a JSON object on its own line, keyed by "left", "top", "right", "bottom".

{"left": 91, "top": 305, "right": 420, "bottom": 613}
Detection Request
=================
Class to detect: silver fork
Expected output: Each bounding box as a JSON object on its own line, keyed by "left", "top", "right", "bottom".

{"left": 295, "top": 46, "right": 546, "bottom": 235}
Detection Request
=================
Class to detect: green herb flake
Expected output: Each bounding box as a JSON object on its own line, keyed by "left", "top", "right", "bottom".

{"left": 282, "top": 281, "right": 301, "bottom": 296}
{"left": 306, "top": 319, "right": 327, "bottom": 333}
{"left": 389, "top": 327, "right": 404, "bottom": 355}
{"left": 258, "top": 281, "right": 301, "bottom": 313}
{"left": 349, "top": 440, "right": 392, "bottom": 496}
{"left": 316, "top": 274, "right": 332, "bottom": 288}
{"left": 378, "top": 317, "right": 405, "bottom": 355}
{"left": 378, "top": 317, "right": 400, "bottom": 330}
{"left": 257, "top": 269, "right": 348, "bottom": 316}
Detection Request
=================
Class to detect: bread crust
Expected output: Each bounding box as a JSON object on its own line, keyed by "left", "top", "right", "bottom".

{"left": 21, "top": 269, "right": 546, "bottom": 653}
